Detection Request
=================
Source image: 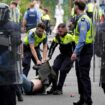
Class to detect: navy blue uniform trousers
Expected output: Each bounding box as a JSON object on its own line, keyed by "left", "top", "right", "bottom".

{"left": 52, "top": 54, "right": 73, "bottom": 90}
{"left": 75, "top": 44, "right": 93, "bottom": 104}
{"left": 22, "top": 44, "right": 42, "bottom": 76}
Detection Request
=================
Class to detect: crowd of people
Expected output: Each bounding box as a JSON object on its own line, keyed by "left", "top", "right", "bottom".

{"left": 0, "top": 0, "right": 105, "bottom": 105}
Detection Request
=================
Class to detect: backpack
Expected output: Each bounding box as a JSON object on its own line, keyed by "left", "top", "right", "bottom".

{"left": 33, "top": 61, "right": 57, "bottom": 86}
{"left": 26, "top": 9, "right": 38, "bottom": 30}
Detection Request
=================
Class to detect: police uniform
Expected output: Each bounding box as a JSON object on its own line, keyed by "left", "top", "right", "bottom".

{"left": 86, "top": 2, "right": 94, "bottom": 21}
{"left": 23, "top": 8, "right": 39, "bottom": 31}
{"left": 22, "top": 28, "right": 47, "bottom": 76}
{"left": 48, "top": 32, "right": 75, "bottom": 94}
{"left": 41, "top": 14, "right": 51, "bottom": 35}
{"left": 74, "top": 14, "right": 93, "bottom": 104}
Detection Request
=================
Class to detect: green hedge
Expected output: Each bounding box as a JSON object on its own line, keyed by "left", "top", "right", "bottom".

{"left": 1, "top": 0, "right": 11, "bottom": 4}
{"left": 1, "top": 0, "right": 70, "bottom": 23}
{"left": 1, "top": 0, "right": 30, "bottom": 14}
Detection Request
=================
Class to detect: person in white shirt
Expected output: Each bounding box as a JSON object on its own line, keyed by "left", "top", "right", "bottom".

{"left": 53, "top": 4, "right": 64, "bottom": 34}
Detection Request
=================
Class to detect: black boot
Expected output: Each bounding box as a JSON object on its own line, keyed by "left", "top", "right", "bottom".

{"left": 73, "top": 100, "right": 84, "bottom": 105}
{"left": 16, "top": 85, "right": 23, "bottom": 101}
{"left": 47, "top": 87, "right": 56, "bottom": 94}
{"left": 17, "top": 94, "right": 23, "bottom": 102}
{"left": 53, "top": 89, "right": 63, "bottom": 95}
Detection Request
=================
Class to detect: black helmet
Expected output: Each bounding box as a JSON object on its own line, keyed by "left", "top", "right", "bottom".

{"left": 0, "top": 3, "right": 10, "bottom": 24}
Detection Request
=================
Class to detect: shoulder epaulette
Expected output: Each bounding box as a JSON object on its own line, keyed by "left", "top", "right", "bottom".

{"left": 81, "top": 18, "right": 85, "bottom": 21}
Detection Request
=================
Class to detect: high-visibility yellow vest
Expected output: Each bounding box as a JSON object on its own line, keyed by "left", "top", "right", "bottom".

{"left": 23, "top": 28, "right": 46, "bottom": 47}
{"left": 71, "top": 7, "right": 75, "bottom": 17}
{"left": 87, "top": 3, "right": 94, "bottom": 12}
{"left": 75, "top": 15, "right": 93, "bottom": 45}
{"left": 53, "top": 33, "right": 75, "bottom": 44}
{"left": 41, "top": 14, "right": 50, "bottom": 21}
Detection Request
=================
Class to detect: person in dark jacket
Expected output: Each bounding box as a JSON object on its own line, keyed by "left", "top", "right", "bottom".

{"left": 47, "top": 23, "right": 75, "bottom": 95}
{"left": 0, "top": 3, "right": 22, "bottom": 105}
{"left": 95, "top": 21, "right": 105, "bottom": 94}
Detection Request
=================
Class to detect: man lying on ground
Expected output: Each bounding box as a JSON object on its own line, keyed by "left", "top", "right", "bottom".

{"left": 21, "top": 61, "right": 56, "bottom": 95}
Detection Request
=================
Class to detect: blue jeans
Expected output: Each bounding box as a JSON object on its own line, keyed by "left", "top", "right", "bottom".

{"left": 22, "top": 74, "right": 32, "bottom": 93}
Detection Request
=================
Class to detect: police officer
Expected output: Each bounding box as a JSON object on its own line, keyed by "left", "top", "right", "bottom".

{"left": 48, "top": 23, "right": 75, "bottom": 95}
{"left": 41, "top": 8, "right": 51, "bottom": 35}
{"left": 22, "top": 23, "right": 48, "bottom": 76}
{"left": 86, "top": 0, "right": 94, "bottom": 21}
{"left": 22, "top": 2, "right": 40, "bottom": 32}
{"left": 71, "top": 2, "right": 93, "bottom": 105}
{"left": 0, "top": 3, "right": 21, "bottom": 105}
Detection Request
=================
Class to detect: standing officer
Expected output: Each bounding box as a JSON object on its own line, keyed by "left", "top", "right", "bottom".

{"left": 48, "top": 23, "right": 75, "bottom": 95}
{"left": 71, "top": 1, "right": 93, "bottom": 105}
{"left": 86, "top": 0, "right": 94, "bottom": 21}
{"left": 0, "top": 3, "right": 22, "bottom": 105}
{"left": 22, "top": 23, "right": 48, "bottom": 76}
{"left": 22, "top": 2, "right": 40, "bottom": 32}
{"left": 41, "top": 8, "right": 51, "bottom": 35}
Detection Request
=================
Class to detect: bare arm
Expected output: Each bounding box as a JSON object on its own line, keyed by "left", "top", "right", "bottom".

{"left": 42, "top": 43, "right": 48, "bottom": 62}
{"left": 22, "top": 18, "right": 27, "bottom": 32}
{"left": 31, "top": 79, "right": 42, "bottom": 91}
{"left": 22, "top": 18, "right": 27, "bottom": 28}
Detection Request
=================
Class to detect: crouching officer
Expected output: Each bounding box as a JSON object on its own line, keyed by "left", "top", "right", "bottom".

{"left": 0, "top": 3, "right": 22, "bottom": 105}
{"left": 71, "top": 2, "right": 93, "bottom": 105}
{"left": 22, "top": 23, "right": 48, "bottom": 76}
{"left": 47, "top": 23, "right": 75, "bottom": 95}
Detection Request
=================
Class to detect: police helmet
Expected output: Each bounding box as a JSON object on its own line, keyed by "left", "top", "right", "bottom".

{"left": 0, "top": 3, "right": 10, "bottom": 23}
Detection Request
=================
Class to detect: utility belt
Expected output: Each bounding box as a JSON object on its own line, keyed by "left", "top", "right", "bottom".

{"left": 60, "top": 50, "right": 73, "bottom": 56}
{"left": 80, "top": 43, "right": 93, "bottom": 56}
{"left": 84, "top": 43, "right": 93, "bottom": 47}
{"left": 59, "top": 43, "right": 73, "bottom": 56}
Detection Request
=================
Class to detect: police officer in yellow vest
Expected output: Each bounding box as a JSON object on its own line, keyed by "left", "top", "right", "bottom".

{"left": 41, "top": 9, "right": 51, "bottom": 35}
{"left": 22, "top": 23, "right": 48, "bottom": 76}
{"left": 71, "top": 2, "right": 93, "bottom": 105}
{"left": 86, "top": 0, "right": 94, "bottom": 21}
{"left": 47, "top": 23, "right": 75, "bottom": 95}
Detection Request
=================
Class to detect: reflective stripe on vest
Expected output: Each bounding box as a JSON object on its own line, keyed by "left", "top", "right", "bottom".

{"left": 23, "top": 28, "right": 46, "bottom": 47}
{"left": 53, "top": 33, "right": 75, "bottom": 44}
{"left": 75, "top": 15, "right": 93, "bottom": 44}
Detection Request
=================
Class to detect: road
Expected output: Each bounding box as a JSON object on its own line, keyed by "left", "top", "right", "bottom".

{"left": 17, "top": 34, "right": 105, "bottom": 105}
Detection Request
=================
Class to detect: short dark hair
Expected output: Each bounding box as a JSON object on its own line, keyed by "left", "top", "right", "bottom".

{"left": 37, "top": 23, "right": 46, "bottom": 30}
{"left": 43, "top": 8, "right": 48, "bottom": 13}
{"left": 75, "top": 1, "right": 86, "bottom": 11}
{"left": 57, "top": 23, "right": 66, "bottom": 29}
